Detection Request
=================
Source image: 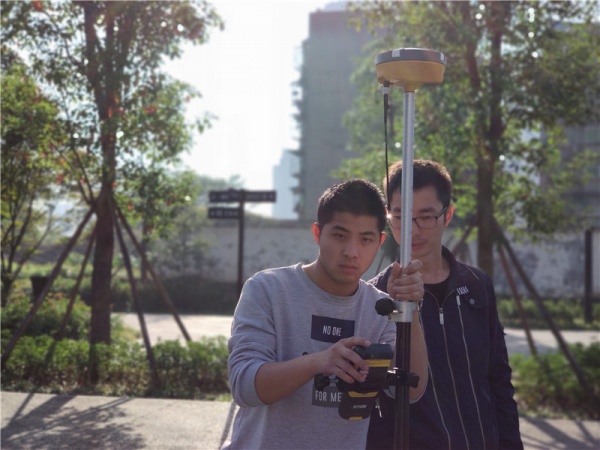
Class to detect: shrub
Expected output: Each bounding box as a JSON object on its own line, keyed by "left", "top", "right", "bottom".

{"left": 0, "top": 292, "right": 231, "bottom": 400}
{"left": 498, "top": 297, "right": 600, "bottom": 329}
{"left": 152, "top": 337, "right": 230, "bottom": 398}
{"left": 105, "top": 276, "right": 238, "bottom": 314}
{"left": 511, "top": 342, "right": 600, "bottom": 419}
{"left": 0, "top": 335, "right": 230, "bottom": 400}
{"left": 1, "top": 293, "right": 91, "bottom": 341}
{"left": 1, "top": 335, "right": 90, "bottom": 393}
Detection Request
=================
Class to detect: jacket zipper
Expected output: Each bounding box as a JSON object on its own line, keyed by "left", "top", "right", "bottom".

{"left": 456, "top": 294, "right": 487, "bottom": 448}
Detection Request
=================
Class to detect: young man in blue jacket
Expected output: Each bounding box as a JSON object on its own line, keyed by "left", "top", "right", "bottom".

{"left": 367, "top": 160, "right": 523, "bottom": 449}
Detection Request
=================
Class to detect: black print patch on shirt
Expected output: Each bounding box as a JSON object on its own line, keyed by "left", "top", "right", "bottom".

{"left": 312, "top": 383, "right": 342, "bottom": 408}
{"left": 311, "top": 315, "right": 355, "bottom": 343}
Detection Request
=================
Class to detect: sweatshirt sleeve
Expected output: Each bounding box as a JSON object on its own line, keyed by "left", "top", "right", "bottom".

{"left": 227, "top": 275, "right": 275, "bottom": 408}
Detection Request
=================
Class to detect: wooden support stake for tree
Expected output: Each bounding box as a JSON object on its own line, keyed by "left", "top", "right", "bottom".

{"left": 56, "top": 224, "right": 97, "bottom": 341}
{"left": 497, "top": 244, "right": 537, "bottom": 357}
{"left": 1, "top": 208, "right": 94, "bottom": 367}
{"left": 115, "top": 205, "right": 191, "bottom": 342}
{"left": 39, "top": 225, "right": 98, "bottom": 379}
{"left": 493, "top": 220, "right": 592, "bottom": 395}
{"left": 114, "top": 209, "right": 161, "bottom": 388}
{"left": 450, "top": 215, "right": 477, "bottom": 256}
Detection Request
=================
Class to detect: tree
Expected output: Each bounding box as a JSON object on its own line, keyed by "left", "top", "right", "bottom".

{"left": 1, "top": 1, "right": 222, "bottom": 353}
{"left": 341, "top": 0, "right": 599, "bottom": 276}
{"left": 0, "top": 58, "right": 68, "bottom": 303}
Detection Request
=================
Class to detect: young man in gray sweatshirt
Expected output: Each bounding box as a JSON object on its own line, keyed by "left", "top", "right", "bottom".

{"left": 224, "top": 179, "right": 425, "bottom": 450}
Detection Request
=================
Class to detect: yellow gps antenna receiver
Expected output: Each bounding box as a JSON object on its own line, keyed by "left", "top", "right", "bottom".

{"left": 374, "top": 47, "right": 445, "bottom": 450}
{"left": 376, "top": 48, "right": 445, "bottom": 92}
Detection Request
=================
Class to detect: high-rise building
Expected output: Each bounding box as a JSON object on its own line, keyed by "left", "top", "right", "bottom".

{"left": 272, "top": 150, "right": 300, "bottom": 220}
{"left": 292, "top": 4, "right": 374, "bottom": 221}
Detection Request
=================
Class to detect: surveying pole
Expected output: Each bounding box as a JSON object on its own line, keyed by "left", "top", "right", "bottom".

{"left": 375, "top": 48, "right": 445, "bottom": 450}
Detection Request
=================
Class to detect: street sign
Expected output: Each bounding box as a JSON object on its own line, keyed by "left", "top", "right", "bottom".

{"left": 209, "top": 190, "right": 276, "bottom": 203}
{"left": 245, "top": 190, "right": 276, "bottom": 202}
{"left": 207, "top": 188, "right": 277, "bottom": 297}
{"left": 209, "top": 190, "right": 241, "bottom": 203}
{"left": 208, "top": 207, "right": 240, "bottom": 219}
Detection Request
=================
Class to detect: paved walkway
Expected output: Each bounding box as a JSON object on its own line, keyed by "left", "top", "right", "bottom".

{"left": 117, "top": 313, "right": 600, "bottom": 358}
{"left": 2, "top": 314, "right": 598, "bottom": 449}
{"left": 2, "top": 391, "right": 598, "bottom": 449}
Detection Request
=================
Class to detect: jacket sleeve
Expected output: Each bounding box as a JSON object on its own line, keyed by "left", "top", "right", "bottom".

{"left": 485, "top": 278, "right": 524, "bottom": 450}
{"left": 368, "top": 265, "right": 392, "bottom": 293}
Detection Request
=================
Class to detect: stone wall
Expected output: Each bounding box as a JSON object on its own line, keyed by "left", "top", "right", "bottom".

{"left": 199, "top": 224, "right": 593, "bottom": 299}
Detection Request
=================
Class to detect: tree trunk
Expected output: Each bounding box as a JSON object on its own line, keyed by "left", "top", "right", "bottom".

{"left": 1, "top": 274, "right": 14, "bottom": 307}
{"left": 476, "top": 151, "right": 495, "bottom": 277}
{"left": 89, "top": 191, "right": 114, "bottom": 346}
{"left": 84, "top": 0, "right": 119, "bottom": 347}
{"left": 475, "top": 1, "right": 510, "bottom": 278}
{"left": 140, "top": 225, "right": 149, "bottom": 282}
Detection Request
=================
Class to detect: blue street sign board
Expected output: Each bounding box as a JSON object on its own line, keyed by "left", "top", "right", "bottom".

{"left": 208, "top": 207, "right": 240, "bottom": 219}
{"left": 209, "top": 190, "right": 241, "bottom": 203}
{"left": 245, "top": 190, "right": 276, "bottom": 202}
{"left": 209, "top": 190, "right": 276, "bottom": 203}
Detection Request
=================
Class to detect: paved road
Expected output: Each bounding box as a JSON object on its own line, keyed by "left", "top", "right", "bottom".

{"left": 117, "top": 313, "right": 600, "bottom": 357}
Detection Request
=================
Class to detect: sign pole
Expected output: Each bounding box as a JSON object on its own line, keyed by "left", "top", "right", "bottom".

{"left": 237, "top": 190, "right": 245, "bottom": 297}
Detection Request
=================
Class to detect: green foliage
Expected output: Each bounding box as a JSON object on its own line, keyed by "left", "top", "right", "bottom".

{"left": 153, "top": 338, "right": 229, "bottom": 398}
{"left": 1, "top": 293, "right": 91, "bottom": 341}
{"left": 0, "top": 335, "right": 230, "bottom": 400}
{"left": 511, "top": 343, "right": 600, "bottom": 419}
{"left": 497, "top": 297, "right": 600, "bottom": 330}
{"left": 5, "top": 259, "right": 238, "bottom": 316}
{"left": 1, "top": 0, "right": 224, "bottom": 207}
{"left": 0, "top": 294, "right": 230, "bottom": 399}
{"left": 342, "top": 1, "right": 600, "bottom": 274}
{"left": 1, "top": 0, "right": 224, "bottom": 345}
{"left": 1, "top": 336, "right": 91, "bottom": 393}
{"left": 0, "top": 60, "right": 69, "bottom": 300}
{"left": 107, "top": 276, "right": 238, "bottom": 315}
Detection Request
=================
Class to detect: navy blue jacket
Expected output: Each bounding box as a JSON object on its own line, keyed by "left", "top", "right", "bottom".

{"left": 367, "top": 247, "right": 523, "bottom": 450}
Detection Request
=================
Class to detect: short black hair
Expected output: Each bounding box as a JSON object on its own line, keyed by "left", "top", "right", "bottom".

{"left": 384, "top": 159, "right": 453, "bottom": 208}
{"left": 317, "top": 179, "right": 387, "bottom": 232}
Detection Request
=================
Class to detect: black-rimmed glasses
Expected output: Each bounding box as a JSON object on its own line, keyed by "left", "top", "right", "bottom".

{"left": 388, "top": 206, "right": 448, "bottom": 230}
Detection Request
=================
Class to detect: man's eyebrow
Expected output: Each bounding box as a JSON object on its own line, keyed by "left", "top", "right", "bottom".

{"left": 330, "top": 225, "right": 377, "bottom": 236}
{"left": 360, "top": 230, "right": 378, "bottom": 237}
{"left": 391, "top": 206, "right": 438, "bottom": 215}
{"left": 330, "top": 225, "right": 350, "bottom": 233}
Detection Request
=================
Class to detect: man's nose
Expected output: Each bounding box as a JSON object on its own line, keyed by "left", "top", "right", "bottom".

{"left": 411, "top": 220, "right": 422, "bottom": 236}
{"left": 343, "top": 240, "right": 359, "bottom": 258}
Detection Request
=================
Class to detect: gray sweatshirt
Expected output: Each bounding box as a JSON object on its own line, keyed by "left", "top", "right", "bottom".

{"left": 224, "top": 263, "right": 395, "bottom": 450}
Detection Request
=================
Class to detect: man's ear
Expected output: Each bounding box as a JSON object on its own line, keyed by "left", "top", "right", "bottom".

{"left": 379, "top": 232, "right": 386, "bottom": 248}
{"left": 444, "top": 205, "right": 455, "bottom": 227}
{"left": 311, "top": 222, "right": 321, "bottom": 244}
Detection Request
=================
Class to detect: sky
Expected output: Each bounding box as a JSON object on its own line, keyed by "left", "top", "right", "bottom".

{"left": 165, "top": 0, "right": 335, "bottom": 216}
